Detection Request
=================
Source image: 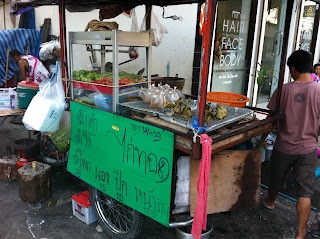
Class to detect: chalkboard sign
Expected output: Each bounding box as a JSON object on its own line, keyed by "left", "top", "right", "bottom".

{"left": 67, "top": 102, "right": 174, "bottom": 226}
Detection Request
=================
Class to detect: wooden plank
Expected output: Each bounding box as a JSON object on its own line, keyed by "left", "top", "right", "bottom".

{"left": 190, "top": 150, "right": 261, "bottom": 215}
{"left": 41, "top": 18, "right": 51, "bottom": 43}
{"left": 211, "top": 122, "right": 273, "bottom": 153}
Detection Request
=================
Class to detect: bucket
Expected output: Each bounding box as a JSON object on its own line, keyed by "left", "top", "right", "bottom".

{"left": 175, "top": 224, "right": 213, "bottom": 239}
{"left": 14, "top": 138, "right": 39, "bottom": 159}
{"left": 17, "top": 81, "right": 39, "bottom": 109}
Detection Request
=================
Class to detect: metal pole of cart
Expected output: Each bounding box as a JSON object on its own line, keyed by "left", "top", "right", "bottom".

{"left": 193, "top": 0, "right": 217, "bottom": 159}
{"left": 59, "top": 0, "right": 68, "bottom": 78}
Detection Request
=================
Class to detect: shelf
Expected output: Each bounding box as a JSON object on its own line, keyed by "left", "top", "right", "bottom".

{"left": 69, "top": 31, "right": 151, "bottom": 47}
{"left": 69, "top": 30, "right": 152, "bottom": 112}
{"left": 73, "top": 81, "right": 147, "bottom": 95}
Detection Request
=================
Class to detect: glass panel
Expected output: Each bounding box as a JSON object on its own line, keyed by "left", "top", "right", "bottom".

{"left": 210, "top": 0, "right": 252, "bottom": 94}
{"left": 257, "top": 0, "right": 287, "bottom": 106}
{"left": 297, "top": 1, "right": 316, "bottom": 53}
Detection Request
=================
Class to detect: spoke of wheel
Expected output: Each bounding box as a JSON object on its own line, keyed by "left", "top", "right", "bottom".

{"left": 96, "top": 192, "right": 134, "bottom": 233}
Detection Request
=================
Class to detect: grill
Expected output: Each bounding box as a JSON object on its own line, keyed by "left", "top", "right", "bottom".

{"left": 119, "top": 100, "right": 254, "bottom": 132}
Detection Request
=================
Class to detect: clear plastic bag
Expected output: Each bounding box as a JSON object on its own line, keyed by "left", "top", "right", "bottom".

{"left": 141, "top": 10, "right": 168, "bottom": 47}
{"left": 47, "top": 111, "right": 70, "bottom": 152}
{"left": 22, "top": 62, "right": 67, "bottom": 132}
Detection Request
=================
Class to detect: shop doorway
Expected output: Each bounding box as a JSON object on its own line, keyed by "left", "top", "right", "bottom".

{"left": 256, "top": 0, "right": 289, "bottom": 107}
{"left": 296, "top": 1, "right": 320, "bottom": 60}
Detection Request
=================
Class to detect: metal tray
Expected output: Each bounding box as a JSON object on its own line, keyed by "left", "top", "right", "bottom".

{"left": 119, "top": 100, "right": 254, "bottom": 132}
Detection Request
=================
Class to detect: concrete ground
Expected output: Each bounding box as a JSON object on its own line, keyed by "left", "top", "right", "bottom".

{"left": 0, "top": 115, "right": 320, "bottom": 239}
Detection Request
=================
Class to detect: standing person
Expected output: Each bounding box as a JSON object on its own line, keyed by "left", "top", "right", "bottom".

{"left": 9, "top": 49, "right": 50, "bottom": 87}
{"left": 311, "top": 63, "right": 320, "bottom": 83}
{"left": 260, "top": 50, "right": 320, "bottom": 239}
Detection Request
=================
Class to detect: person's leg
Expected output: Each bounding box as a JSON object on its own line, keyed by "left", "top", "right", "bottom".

{"left": 261, "top": 187, "right": 278, "bottom": 209}
{"left": 294, "top": 150, "right": 318, "bottom": 238}
{"left": 261, "top": 150, "right": 295, "bottom": 209}
{"left": 296, "top": 197, "right": 311, "bottom": 239}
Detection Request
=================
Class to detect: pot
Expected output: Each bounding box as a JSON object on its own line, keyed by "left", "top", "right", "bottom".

{"left": 175, "top": 224, "right": 213, "bottom": 239}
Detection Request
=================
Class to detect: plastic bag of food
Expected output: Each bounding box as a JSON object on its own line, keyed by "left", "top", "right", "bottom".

{"left": 47, "top": 111, "right": 70, "bottom": 152}
{"left": 150, "top": 90, "right": 166, "bottom": 109}
{"left": 139, "top": 84, "right": 156, "bottom": 103}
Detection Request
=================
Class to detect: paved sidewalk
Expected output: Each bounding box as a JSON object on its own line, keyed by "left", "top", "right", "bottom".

{"left": 0, "top": 116, "right": 319, "bottom": 239}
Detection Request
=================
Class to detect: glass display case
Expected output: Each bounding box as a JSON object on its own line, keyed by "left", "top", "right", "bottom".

{"left": 68, "top": 30, "right": 152, "bottom": 113}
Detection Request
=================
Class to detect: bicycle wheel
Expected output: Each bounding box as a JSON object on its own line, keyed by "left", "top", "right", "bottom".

{"left": 89, "top": 186, "right": 144, "bottom": 239}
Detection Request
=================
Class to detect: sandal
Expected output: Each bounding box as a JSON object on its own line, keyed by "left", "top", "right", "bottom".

{"left": 260, "top": 194, "right": 275, "bottom": 210}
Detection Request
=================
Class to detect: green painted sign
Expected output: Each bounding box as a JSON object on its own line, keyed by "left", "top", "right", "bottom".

{"left": 67, "top": 101, "right": 174, "bottom": 226}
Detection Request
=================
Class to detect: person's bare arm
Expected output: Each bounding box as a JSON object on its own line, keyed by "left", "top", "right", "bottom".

{"left": 18, "top": 59, "right": 28, "bottom": 81}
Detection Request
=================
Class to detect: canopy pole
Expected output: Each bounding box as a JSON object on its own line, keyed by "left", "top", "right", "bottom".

{"left": 59, "top": 0, "right": 68, "bottom": 78}
{"left": 3, "top": 0, "right": 6, "bottom": 29}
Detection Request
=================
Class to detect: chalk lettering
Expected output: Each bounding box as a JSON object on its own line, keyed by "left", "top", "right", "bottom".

{"left": 106, "top": 129, "right": 170, "bottom": 183}
{"left": 134, "top": 187, "right": 170, "bottom": 217}
{"left": 95, "top": 167, "right": 110, "bottom": 184}
{"left": 114, "top": 169, "right": 127, "bottom": 202}
{"left": 73, "top": 148, "right": 91, "bottom": 172}
{"left": 75, "top": 168, "right": 81, "bottom": 177}
{"left": 76, "top": 109, "right": 87, "bottom": 126}
{"left": 99, "top": 182, "right": 106, "bottom": 192}
{"left": 130, "top": 124, "right": 162, "bottom": 141}
{"left": 88, "top": 113, "right": 98, "bottom": 132}
{"left": 126, "top": 143, "right": 170, "bottom": 183}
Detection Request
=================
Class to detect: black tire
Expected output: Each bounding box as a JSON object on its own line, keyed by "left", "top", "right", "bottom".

{"left": 89, "top": 186, "right": 144, "bottom": 239}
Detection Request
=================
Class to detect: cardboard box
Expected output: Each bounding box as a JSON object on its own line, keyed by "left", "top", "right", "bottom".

{"left": 72, "top": 190, "right": 97, "bottom": 225}
{"left": 0, "top": 88, "right": 17, "bottom": 110}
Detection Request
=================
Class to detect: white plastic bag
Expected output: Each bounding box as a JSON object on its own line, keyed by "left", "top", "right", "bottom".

{"left": 130, "top": 8, "right": 139, "bottom": 32}
{"left": 129, "top": 9, "right": 139, "bottom": 59}
{"left": 140, "top": 10, "right": 168, "bottom": 46}
{"left": 39, "top": 40, "right": 61, "bottom": 61}
{"left": 22, "top": 62, "right": 67, "bottom": 132}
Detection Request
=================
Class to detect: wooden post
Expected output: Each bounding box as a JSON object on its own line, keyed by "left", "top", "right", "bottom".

{"left": 41, "top": 18, "right": 51, "bottom": 43}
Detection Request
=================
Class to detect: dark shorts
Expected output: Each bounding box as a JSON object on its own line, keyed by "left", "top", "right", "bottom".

{"left": 269, "top": 150, "right": 318, "bottom": 198}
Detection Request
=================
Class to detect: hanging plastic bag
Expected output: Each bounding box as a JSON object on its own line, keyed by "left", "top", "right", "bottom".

{"left": 39, "top": 40, "right": 61, "bottom": 61}
{"left": 129, "top": 8, "right": 139, "bottom": 59}
{"left": 47, "top": 111, "right": 70, "bottom": 153}
{"left": 141, "top": 10, "right": 168, "bottom": 47}
{"left": 22, "top": 61, "right": 67, "bottom": 132}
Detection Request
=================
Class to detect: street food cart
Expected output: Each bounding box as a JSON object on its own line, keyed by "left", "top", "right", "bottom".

{"left": 64, "top": 2, "right": 280, "bottom": 239}
{"left": 10, "top": 0, "right": 282, "bottom": 238}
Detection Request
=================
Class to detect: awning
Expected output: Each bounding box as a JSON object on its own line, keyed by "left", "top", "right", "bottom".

{"left": 10, "top": 0, "right": 205, "bottom": 13}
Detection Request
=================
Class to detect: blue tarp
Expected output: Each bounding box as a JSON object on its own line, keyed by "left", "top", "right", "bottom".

{"left": 0, "top": 28, "right": 40, "bottom": 86}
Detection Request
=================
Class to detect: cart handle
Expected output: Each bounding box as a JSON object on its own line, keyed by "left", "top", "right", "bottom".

{"left": 169, "top": 217, "right": 194, "bottom": 228}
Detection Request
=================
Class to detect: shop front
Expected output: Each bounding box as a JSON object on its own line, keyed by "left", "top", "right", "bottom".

{"left": 207, "top": 0, "right": 320, "bottom": 109}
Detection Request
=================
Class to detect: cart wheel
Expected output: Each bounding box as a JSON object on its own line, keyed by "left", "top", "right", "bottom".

{"left": 89, "top": 186, "right": 144, "bottom": 239}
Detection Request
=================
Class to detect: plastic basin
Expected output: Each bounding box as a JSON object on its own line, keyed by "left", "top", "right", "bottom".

{"left": 206, "top": 91, "right": 249, "bottom": 107}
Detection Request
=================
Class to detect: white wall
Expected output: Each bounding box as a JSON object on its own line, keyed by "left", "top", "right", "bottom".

{"left": 2, "top": 3, "right": 198, "bottom": 94}
{"left": 0, "top": 1, "right": 19, "bottom": 29}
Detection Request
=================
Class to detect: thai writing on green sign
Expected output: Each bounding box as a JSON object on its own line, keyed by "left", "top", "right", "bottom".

{"left": 67, "top": 102, "right": 174, "bottom": 226}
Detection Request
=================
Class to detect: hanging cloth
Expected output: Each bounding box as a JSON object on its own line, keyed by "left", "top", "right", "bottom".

{"left": 191, "top": 134, "right": 212, "bottom": 239}
{"left": 18, "top": 8, "right": 35, "bottom": 30}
